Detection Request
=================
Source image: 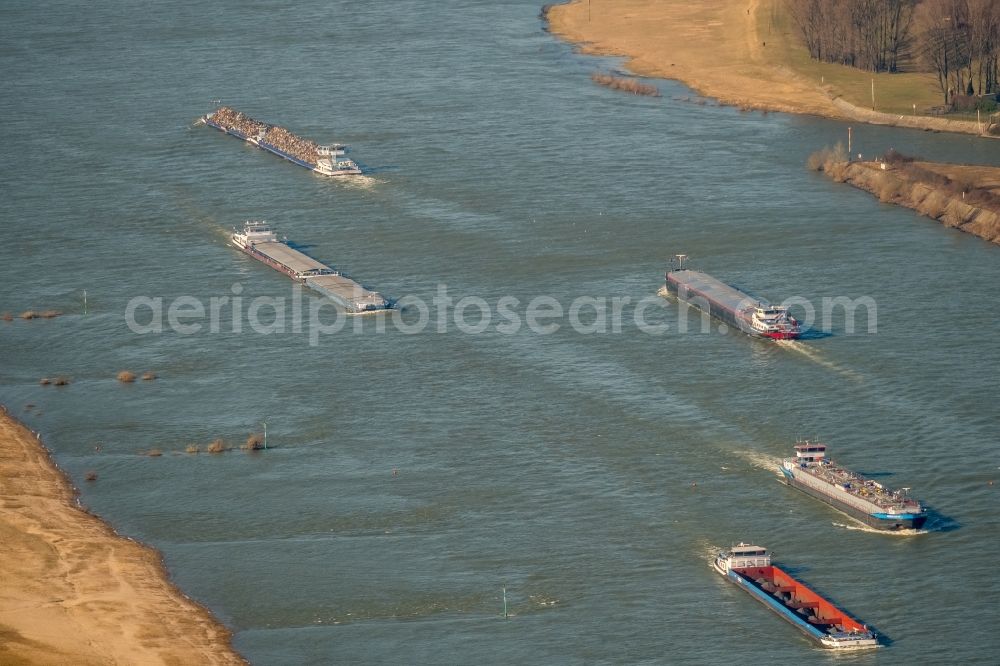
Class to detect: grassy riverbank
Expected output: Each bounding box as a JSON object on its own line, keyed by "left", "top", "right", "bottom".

{"left": 813, "top": 155, "right": 1000, "bottom": 245}
{"left": 546, "top": 0, "right": 989, "bottom": 135}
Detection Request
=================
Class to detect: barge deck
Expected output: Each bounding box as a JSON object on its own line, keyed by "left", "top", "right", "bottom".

{"left": 232, "top": 222, "right": 389, "bottom": 313}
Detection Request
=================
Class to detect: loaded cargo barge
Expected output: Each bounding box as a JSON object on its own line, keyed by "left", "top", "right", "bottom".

{"left": 782, "top": 442, "right": 927, "bottom": 531}
{"left": 232, "top": 221, "right": 390, "bottom": 313}
{"left": 202, "top": 106, "right": 362, "bottom": 176}
{"left": 661, "top": 255, "right": 801, "bottom": 339}
{"left": 714, "top": 543, "right": 878, "bottom": 650}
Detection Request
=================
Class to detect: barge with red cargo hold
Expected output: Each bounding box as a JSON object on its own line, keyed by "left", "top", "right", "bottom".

{"left": 661, "top": 255, "right": 801, "bottom": 339}
{"left": 714, "top": 543, "right": 878, "bottom": 650}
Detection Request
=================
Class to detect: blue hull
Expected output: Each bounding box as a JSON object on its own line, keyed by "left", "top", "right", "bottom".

{"left": 781, "top": 468, "right": 927, "bottom": 530}
{"left": 728, "top": 569, "right": 829, "bottom": 642}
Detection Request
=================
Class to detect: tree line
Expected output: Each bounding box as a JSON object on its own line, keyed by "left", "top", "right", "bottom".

{"left": 788, "top": 0, "right": 999, "bottom": 104}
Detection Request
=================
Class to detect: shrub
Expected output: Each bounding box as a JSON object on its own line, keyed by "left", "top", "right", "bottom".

{"left": 807, "top": 142, "right": 848, "bottom": 173}
{"left": 590, "top": 72, "right": 660, "bottom": 97}
{"left": 829, "top": 141, "right": 847, "bottom": 164}
{"left": 85, "top": 471, "right": 98, "bottom": 482}
{"left": 882, "top": 149, "right": 917, "bottom": 165}
{"left": 806, "top": 148, "right": 829, "bottom": 171}
{"left": 876, "top": 175, "right": 904, "bottom": 202}
{"left": 117, "top": 370, "right": 136, "bottom": 383}
{"left": 975, "top": 98, "right": 997, "bottom": 113}
{"left": 949, "top": 175, "right": 974, "bottom": 196}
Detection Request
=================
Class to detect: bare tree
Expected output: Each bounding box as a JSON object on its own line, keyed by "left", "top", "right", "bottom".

{"left": 787, "top": 0, "right": 917, "bottom": 72}
{"left": 917, "top": 1, "right": 960, "bottom": 103}
{"left": 966, "top": 0, "right": 1000, "bottom": 93}
{"left": 789, "top": 0, "right": 999, "bottom": 100}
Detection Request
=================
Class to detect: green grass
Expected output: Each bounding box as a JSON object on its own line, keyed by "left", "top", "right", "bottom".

{"left": 762, "top": 3, "right": 946, "bottom": 116}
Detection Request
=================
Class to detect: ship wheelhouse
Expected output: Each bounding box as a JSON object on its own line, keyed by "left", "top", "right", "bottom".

{"left": 794, "top": 441, "right": 828, "bottom": 466}
{"left": 750, "top": 304, "right": 800, "bottom": 335}
{"left": 233, "top": 220, "right": 278, "bottom": 248}
{"left": 716, "top": 543, "right": 771, "bottom": 573}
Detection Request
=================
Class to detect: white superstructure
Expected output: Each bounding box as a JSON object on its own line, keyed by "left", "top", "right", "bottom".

{"left": 231, "top": 220, "right": 278, "bottom": 249}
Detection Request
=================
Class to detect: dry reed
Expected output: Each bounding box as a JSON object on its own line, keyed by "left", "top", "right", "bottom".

{"left": 141, "top": 371, "right": 157, "bottom": 381}
{"left": 242, "top": 433, "right": 264, "bottom": 451}
{"left": 590, "top": 72, "right": 660, "bottom": 97}
{"left": 117, "top": 370, "right": 136, "bottom": 383}
{"left": 876, "top": 175, "right": 904, "bottom": 202}
{"left": 185, "top": 444, "right": 200, "bottom": 454}
{"left": 40, "top": 310, "right": 61, "bottom": 319}
{"left": 146, "top": 448, "right": 163, "bottom": 457}
{"left": 85, "top": 471, "right": 98, "bottom": 482}
{"left": 39, "top": 378, "right": 51, "bottom": 386}
{"left": 1, "top": 312, "right": 12, "bottom": 321}
{"left": 20, "top": 311, "right": 38, "bottom": 320}
{"left": 207, "top": 438, "right": 226, "bottom": 454}
{"left": 53, "top": 377, "right": 70, "bottom": 386}
{"left": 807, "top": 142, "right": 849, "bottom": 179}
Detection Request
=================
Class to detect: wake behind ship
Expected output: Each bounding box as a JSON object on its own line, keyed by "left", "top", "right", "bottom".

{"left": 781, "top": 442, "right": 927, "bottom": 531}
{"left": 661, "top": 256, "right": 801, "bottom": 339}
{"left": 203, "top": 106, "right": 362, "bottom": 176}
{"left": 714, "top": 543, "right": 879, "bottom": 650}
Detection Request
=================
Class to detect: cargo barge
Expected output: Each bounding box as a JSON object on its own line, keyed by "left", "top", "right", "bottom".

{"left": 781, "top": 442, "right": 927, "bottom": 531}
{"left": 714, "top": 543, "right": 879, "bottom": 650}
{"left": 202, "top": 106, "right": 362, "bottom": 176}
{"left": 231, "top": 221, "right": 390, "bottom": 313}
{"left": 661, "top": 255, "right": 801, "bottom": 339}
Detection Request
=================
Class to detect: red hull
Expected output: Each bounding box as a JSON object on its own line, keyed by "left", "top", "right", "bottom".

{"left": 761, "top": 331, "right": 801, "bottom": 340}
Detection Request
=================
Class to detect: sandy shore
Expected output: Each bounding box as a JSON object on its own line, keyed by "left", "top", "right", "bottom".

{"left": 0, "top": 409, "right": 245, "bottom": 666}
{"left": 546, "top": 0, "right": 986, "bottom": 135}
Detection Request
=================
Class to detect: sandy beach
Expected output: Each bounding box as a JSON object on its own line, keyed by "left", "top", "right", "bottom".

{"left": 0, "top": 409, "right": 245, "bottom": 666}
{"left": 546, "top": 0, "right": 986, "bottom": 135}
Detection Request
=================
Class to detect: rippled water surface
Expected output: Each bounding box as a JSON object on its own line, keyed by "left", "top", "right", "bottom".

{"left": 2, "top": 1, "right": 999, "bottom": 663}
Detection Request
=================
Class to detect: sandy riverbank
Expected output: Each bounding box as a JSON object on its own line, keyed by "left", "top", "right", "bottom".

{"left": 546, "top": 0, "right": 988, "bottom": 136}
{"left": 0, "top": 409, "right": 245, "bottom": 666}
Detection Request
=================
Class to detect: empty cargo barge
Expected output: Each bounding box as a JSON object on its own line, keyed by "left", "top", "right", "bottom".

{"left": 661, "top": 255, "right": 801, "bottom": 339}
{"left": 232, "top": 221, "right": 390, "bottom": 313}
{"left": 202, "top": 106, "right": 362, "bottom": 176}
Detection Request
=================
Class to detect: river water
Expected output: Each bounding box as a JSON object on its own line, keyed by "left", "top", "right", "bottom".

{"left": 2, "top": 1, "right": 999, "bottom": 663}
